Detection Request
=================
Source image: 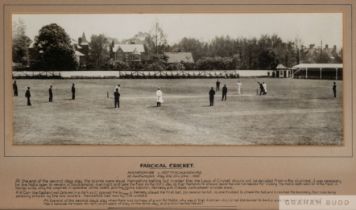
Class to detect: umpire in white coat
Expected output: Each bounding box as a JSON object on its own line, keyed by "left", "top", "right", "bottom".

{"left": 236, "top": 81, "right": 242, "bottom": 95}
{"left": 156, "top": 88, "right": 163, "bottom": 107}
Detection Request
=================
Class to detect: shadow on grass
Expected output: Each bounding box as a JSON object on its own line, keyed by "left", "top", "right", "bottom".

{"left": 16, "top": 104, "right": 32, "bottom": 107}
{"left": 105, "top": 106, "right": 119, "bottom": 109}
{"left": 318, "top": 97, "right": 338, "bottom": 100}
{"left": 36, "top": 101, "right": 52, "bottom": 104}
{"left": 147, "top": 105, "right": 160, "bottom": 108}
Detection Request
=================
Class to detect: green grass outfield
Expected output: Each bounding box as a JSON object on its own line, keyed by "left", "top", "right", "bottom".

{"left": 13, "top": 78, "right": 343, "bottom": 145}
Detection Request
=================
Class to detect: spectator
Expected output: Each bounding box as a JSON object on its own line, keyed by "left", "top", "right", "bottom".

{"left": 48, "top": 85, "right": 53, "bottom": 102}
{"left": 209, "top": 87, "right": 215, "bottom": 106}
{"left": 114, "top": 88, "right": 120, "bottom": 109}
{"left": 222, "top": 84, "right": 227, "bottom": 101}
{"left": 333, "top": 82, "right": 337, "bottom": 98}
{"left": 13, "top": 80, "right": 18, "bottom": 96}
{"left": 71, "top": 83, "right": 76, "bottom": 100}
{"left": 25, "top": 87, "right": 31, "bottom": 106}
{"left": 216, "top": 80, "right": 221, "bottom": 91}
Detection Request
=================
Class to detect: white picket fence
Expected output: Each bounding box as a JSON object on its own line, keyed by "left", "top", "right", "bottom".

{"left": 12, "top": 70, "right": 273, "bottom": 79}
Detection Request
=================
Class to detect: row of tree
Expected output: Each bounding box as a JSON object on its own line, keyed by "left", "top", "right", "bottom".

{"left": 171, "top": 35, "right": 342, "bottom": 70}
{"left": 12, "top": 20, "right": 32, "bottom": 66}
{"left": 12, "top": 21, "right": 78, "bottom": 70}
{"left": 12, "top": 20, "right": 343, "bottom": 71}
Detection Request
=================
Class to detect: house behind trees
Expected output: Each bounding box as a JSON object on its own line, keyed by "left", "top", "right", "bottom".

{"left": 110, "top": 44, "right": 145, "bottom": 66}
{"left": 164, "top": 52, "right": 194, "bottom": 64}
{"left": 72, "top": 32, "right": 89, "bottom": 69}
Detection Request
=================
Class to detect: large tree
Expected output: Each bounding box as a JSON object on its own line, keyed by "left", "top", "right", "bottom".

{"left": 172, "top": 37, "right": 208, "bottom": 61}
{"left": 89, "top": 34, "right": 110, "bottom": 68}
{"left": 258, "top": 49, "right": 278, "bottom": 69}
{"left": 149, "top": 22, "right": 168, "bottom": 55}
{"left": 208, "top": 36, "right": 237, "bottom": 58}
{"left": 12, "top": 19, "right": 32, "bottom": 65}
{"left": 32, "top": 23, "right": 77, "bottom": 70}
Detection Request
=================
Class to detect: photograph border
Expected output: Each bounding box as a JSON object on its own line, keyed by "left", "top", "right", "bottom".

{"left": 2, "top": 2, "right": 354, "bottom": 158}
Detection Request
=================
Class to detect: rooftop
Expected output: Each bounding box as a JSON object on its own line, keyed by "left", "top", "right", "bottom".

{"left": 164, "top": 52, "right": 194, "bottom": 63}
{"left": 292, "top": 63, "right": 343, "bottom": 69}
{"left": 112, "top": 44, "right": 145, "bottom": 54}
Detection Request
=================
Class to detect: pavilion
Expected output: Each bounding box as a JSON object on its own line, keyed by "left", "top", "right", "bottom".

{"left": 291, "top": 63, "right": 343, "bottom": 80}
{"left": 275, "top": 64, "right": 291, "bottom": 78}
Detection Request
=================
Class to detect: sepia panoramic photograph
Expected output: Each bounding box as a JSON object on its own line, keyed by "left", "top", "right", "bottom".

{"left": 11, "top": 13, "right": 343, "bottom": 145}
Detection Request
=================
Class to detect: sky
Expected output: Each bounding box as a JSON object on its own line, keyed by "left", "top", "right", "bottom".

{"left": 13, "top": 13, "right": 342, "bottom": 47}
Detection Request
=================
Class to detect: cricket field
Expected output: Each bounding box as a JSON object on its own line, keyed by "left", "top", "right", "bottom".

{"left": 13, "top": 78, "right": 343, "bottom": 145}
